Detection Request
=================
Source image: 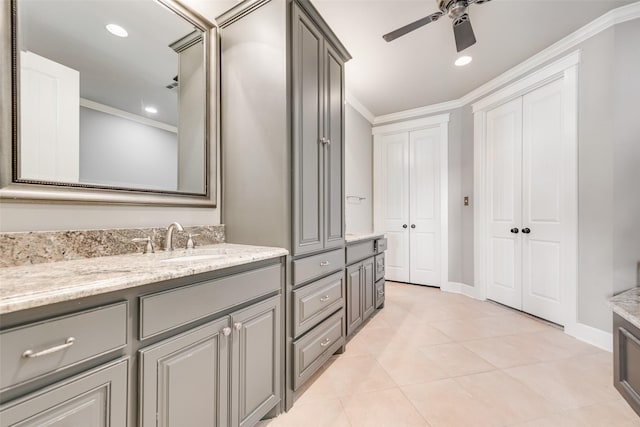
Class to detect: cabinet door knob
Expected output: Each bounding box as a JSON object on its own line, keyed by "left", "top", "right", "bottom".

{"left": 222, "top": 327, "right": 232, "bottom": 337}
{"left": 234, "top": 322, "right": 243, "bottom": 331}
{"left": 510, "top": 228, "right": 519, "bottom": 234}
{"left": 402, "top": 224, "right": 408, "bottom": 229}
{"left": 411, "top": 224, "right": 416, "bottom": 229}
{"left": 22, "top": 337, "right": 75, "bottom": 359}
{"left": 522, "top": 228, "right": 531, "bottom": 234}
{"left": 325, "top": 138, "right": 331, "bottom": 145}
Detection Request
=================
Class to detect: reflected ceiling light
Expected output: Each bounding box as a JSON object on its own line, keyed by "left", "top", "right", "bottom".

{"left": 144, "top": 106, "right": 158, "bottom": 114}
{"left": 455, "top": 55, "right": 472, "bottom": 67}
{"left": 106, "top": 24, "right": 128, "bottom": 38}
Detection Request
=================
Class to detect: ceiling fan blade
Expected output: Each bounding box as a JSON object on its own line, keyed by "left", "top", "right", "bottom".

{"left": 468, "top": 0, "right": 491, "bottom": 4}
{"left": 453, "top": 13, "right": 476, "bottom": 52}
{"left": 383, "top": 12, "right": 443, "bottom": 42}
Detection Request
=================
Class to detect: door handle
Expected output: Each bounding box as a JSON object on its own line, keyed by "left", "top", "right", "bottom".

{"left": 402, "top": 224, "right": 408, "bottom": 229}
{"left": 510, "top": 228, "right": 519, "bottom": 234}
{"left": 522, "top": 228, "right": 531, "bottom": 234}
{"left": 411, "top": 224, "right": 416, "bottom": 229}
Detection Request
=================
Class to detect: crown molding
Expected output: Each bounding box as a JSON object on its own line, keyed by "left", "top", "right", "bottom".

{"left": 372, "top": 113, "right": 450, "bottom": 136}
{"left": 372, "top": 2, "right": 640, "bottom": 126}
{"left": 346, "top": 91, "right": 375, "bottom": 124}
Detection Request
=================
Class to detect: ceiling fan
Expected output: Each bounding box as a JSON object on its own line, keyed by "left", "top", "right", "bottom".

{"left": 383, "top": 0, "right": 492, "bottom": 52}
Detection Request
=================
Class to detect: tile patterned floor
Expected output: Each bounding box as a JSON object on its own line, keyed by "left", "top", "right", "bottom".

{"left": 260, "top": 282, "right": 640, "bottom": 427}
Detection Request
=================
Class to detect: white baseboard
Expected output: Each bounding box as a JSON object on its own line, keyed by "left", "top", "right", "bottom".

{"left": 565, "top": 322, "right": 613, "bottom": 352}
{"left": 443, "top": 281, "right": 479, "bottom": 300}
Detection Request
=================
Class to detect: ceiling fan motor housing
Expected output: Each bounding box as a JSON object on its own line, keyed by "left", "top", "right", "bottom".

{"left": 438, "top": 0, "right": 469, "bottom": 19}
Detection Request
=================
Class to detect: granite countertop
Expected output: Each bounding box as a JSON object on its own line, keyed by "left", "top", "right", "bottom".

{"left": 0, "top": 243, "right": 288, "bottom": 315}
{"left": 345, "top": 232, "right": 385, "bottom": 244}
{"left": 610, "top": 287, "right": 640, "bottom": 330}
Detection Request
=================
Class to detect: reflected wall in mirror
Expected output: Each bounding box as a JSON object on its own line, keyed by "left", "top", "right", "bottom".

{"left": 12, "top": 0, "right": 212, "bottom": 197}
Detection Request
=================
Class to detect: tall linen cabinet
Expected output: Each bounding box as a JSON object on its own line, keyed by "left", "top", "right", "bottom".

{"left": 218, "top": 0, "right": 350, "bottom": 411}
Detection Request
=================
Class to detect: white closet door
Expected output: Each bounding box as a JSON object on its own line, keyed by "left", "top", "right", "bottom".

{"left": 409, "top": 128, "right": 440, "bottom": 286}
{"left": 521, "top": 79, "right": 565, "bottom": 325}
{"left": 486, "top": 98, "right": 523, "bottom": 309}
{"left": 375, "top": 132, "right": 410, "bottom": 282}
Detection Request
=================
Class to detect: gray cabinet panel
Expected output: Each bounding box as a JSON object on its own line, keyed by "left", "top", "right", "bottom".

{"left": 293, "top": 4, "right": 324, "bottom": 256}
{"left": 139, "top": 264, "right": 281, "bottom": 340}
{"left": 614, "top": 313, "right": 640, "bottom": 416}
{"left": 375, "top": 253, "right": 385, "bottom": 283}
{"left": 346, "top": 263, "right": 363, "bottom": 336}
{"left": 292, "top": 310, "right": 344, "bottom": 390}
{"left": 362, "top": 257, "right": 375, "bottom": 322}
{"left": 231, "top": 296, "right": 281, "bottom": 427}
{"left": 375, "top": 278, "right": 385, "bottom": 309}
{"left": 323, "top": 43, "right": 344, "bottom": 249}
{"left": 292, "top": 248, "right": 344, "bottom": 286}
{"left": 0, "top": 358, "right": 128, "bottom": 427}
{"left": 346, "top": 240, "right": 376, "bottom": 265}
{"left": 139, "top": 317, "right": 229, "bottom": 427}
{"left": 292, "top": 271, "right": 344, "bottom": 337}
{"left": 0, "top": 302, "right": 127, "bottom": 391}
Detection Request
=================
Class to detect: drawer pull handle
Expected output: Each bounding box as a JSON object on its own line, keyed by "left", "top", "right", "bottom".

{"left": 320, "top": 261, "right": 330, "bottom": 267}
{"left": 22, "top": 337, "right": 76, "bottom": 359}
{"left": 378, "top": 290, "right": 385, "bottom": 296}
{"left": 320, "top": 338, "right": 331, "bottom": 347}
{"left": 320, "top": 295, "right": 330, "bottom": 302}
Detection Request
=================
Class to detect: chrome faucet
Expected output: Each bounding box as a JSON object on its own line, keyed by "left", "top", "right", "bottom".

{"left": 164, "top": 222, "right": 184, "bottom": 251}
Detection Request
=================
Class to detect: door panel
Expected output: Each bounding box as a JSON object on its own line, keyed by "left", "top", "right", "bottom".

{"left": 362, "top": 258, "right": 375, "bottom": 320}
{"left": 139, "top": 318, "right": 229, "bottom": 427}
{"left": 522, "top": 79, "right": 565, "bottom": 325}
{"left": 486, "top": 98, "right": 523, "bottom": 309}
{"left": 231, "top": 296, "right": 281, "bottom": 427}
{"left": 346, "top": 263, "right": 363, "bottom": 336}
{"left": 375, "top": 133, "right": 410, "bottom": 282}
{"left": 292, "top": 5, "right": 324, "bottom": 255}
{"left": 409, "top": 127, "right": 440, "bottom": 286}
{"left": 323, "top": 43, "right": 345, "bottom": 249}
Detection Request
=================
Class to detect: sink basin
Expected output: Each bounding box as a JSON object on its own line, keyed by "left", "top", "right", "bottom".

{"left": 160, "top": 254, "right": 226, "bottom": 264}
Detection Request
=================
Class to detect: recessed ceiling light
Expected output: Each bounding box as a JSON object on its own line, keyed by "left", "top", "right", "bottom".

{"left": 106, "top": 24, "right": 128, "bottom": 38}
{"left": 145, "top": 106, "right": 158, "bottom": 114}
{"left": 455, "top": 56, "right": 472, "bottom": 67}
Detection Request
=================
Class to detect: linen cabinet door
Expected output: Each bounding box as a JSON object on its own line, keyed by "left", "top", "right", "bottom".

{"left": 292, "top": 3, "right": 325, "bottom": 256}
{"left": 362, "top": 257, "right": 376, "bottom": 321}
{"left": 139, "top": 318, "right": 230, "bottom": 427}
{"left": 230, "top": 296, "right": 281, "bottom": 427}
{"left": 323, "top": 41, "right": 345, "bottom": 250}
{"left": 0, "top": 359, "right": 128, "bottom": 427}
{"left": 346, "top": 263, "right": 363, "bottom": 336}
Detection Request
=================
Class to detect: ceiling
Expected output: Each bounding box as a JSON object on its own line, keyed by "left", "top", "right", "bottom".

{"left": 310, "top": 0, "right": 637, "bottom": 117}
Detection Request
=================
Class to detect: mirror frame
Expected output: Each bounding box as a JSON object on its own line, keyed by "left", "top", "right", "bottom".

{"left": 0, "top": 0, "right": 218, "bottom": 207}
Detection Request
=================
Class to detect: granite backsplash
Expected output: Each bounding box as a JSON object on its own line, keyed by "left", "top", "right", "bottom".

{"left": 0, "top": 225, "right": 225, "bottom": 268}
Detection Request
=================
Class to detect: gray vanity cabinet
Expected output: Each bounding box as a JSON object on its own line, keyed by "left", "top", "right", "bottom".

{"left": 230, "top": 296, "right": 281, "bottom": 427}
{"left": 292, "top": 2, "right": 345, "bottom": 256}
{"left": 346, "top": 257, "right": 375, "bottom": 337}
{"left": 613, "top": 313, "right": 640, "bottom": 416}
{"left": 0, "top": 358, "right": 128, "bottom": 427}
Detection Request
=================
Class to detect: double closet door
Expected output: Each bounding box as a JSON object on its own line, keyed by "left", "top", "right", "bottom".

{"left": 374, "top": 126, "right": 442, "bottom": 286}
{"left": 485, "top": 79, "right": 571, "bottom": 325}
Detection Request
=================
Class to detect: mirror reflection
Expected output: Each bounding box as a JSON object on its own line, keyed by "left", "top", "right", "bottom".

{"left": 16, "top": 0, "right": 207, "bottom": 194}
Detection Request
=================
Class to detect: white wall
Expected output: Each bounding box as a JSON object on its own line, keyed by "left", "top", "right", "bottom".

{"left": 345, "top": 103, "right": 373, "bottom": 234}
{"left": 0, "top": 0, "right": 222, "bottom": 232}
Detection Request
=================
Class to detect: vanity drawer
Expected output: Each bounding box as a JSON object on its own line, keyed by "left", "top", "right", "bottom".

{"left": 292, "top": 271, "right": 344, "bottom": 337}
{"left": 375, "top": 253, "right": 385, "bottom": 282}
{"left": 375, "top": 278, "right": 385, "bottom": 309}
{"left": 0, "top": 302, "right": 127, "bottom": 391}
{"left": 292, "top": 249, "right": 344, "bottom": 286}
{"left": 292, "top": 310, "right": 344, "bottom": 390}
{"left": 140, "top": 263, "right": 281, "bottom": 340}
{"left": 346, "top": 240, "right": 376, "bottom": 265}
{"left": 375, "top": 238, "right": 387, "bottom": 253}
